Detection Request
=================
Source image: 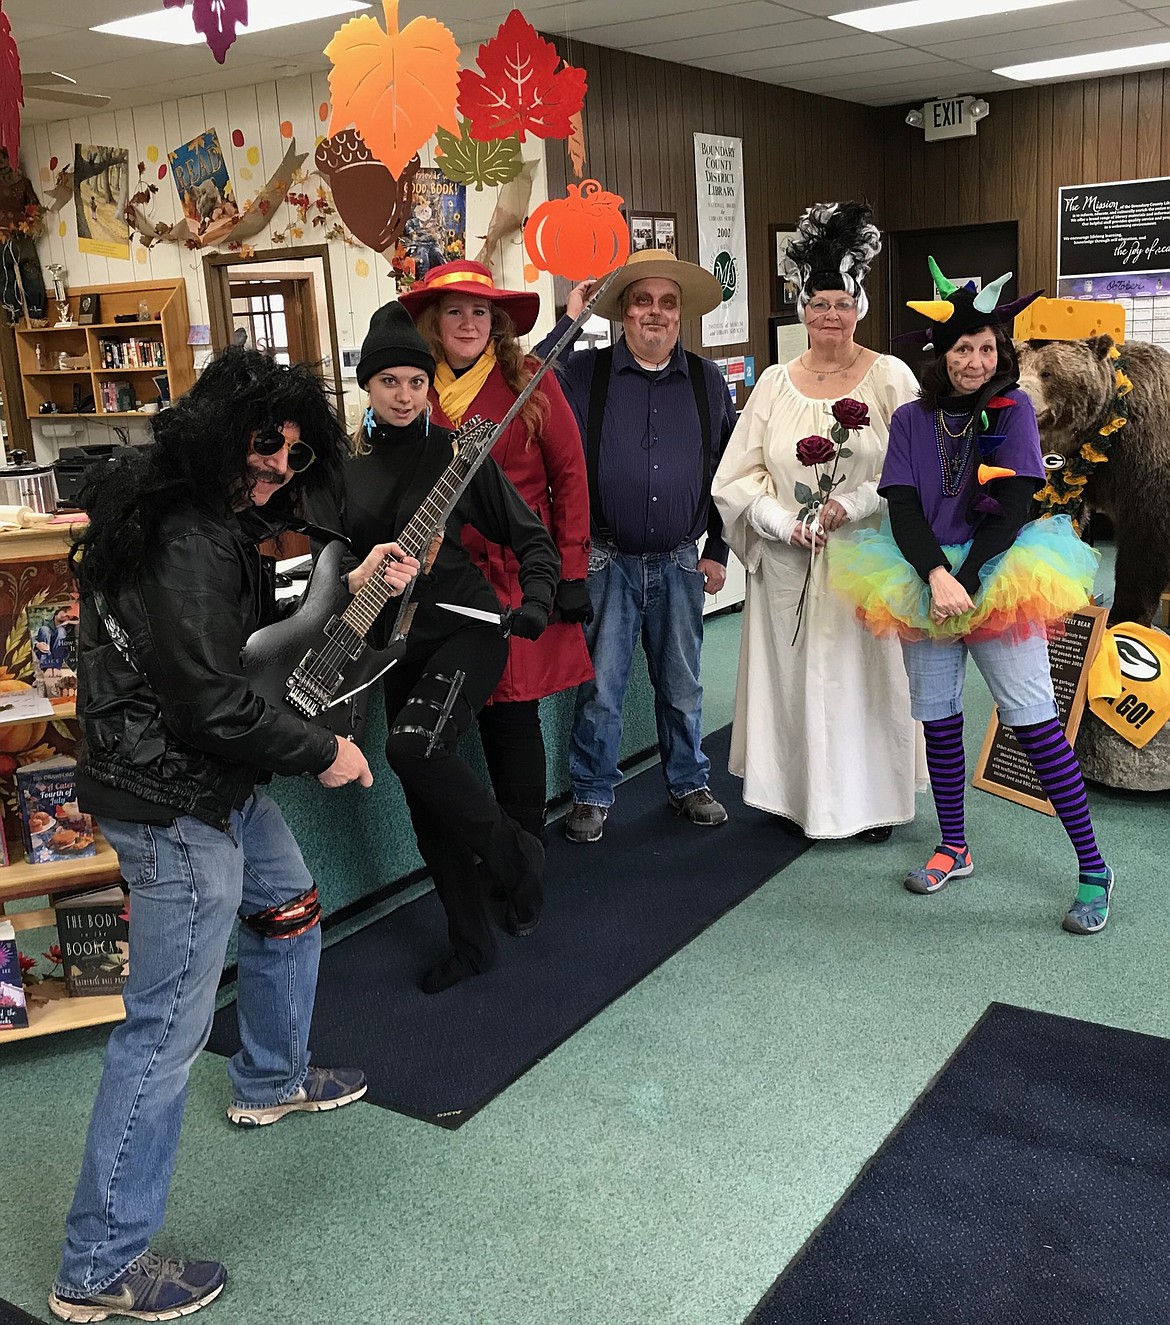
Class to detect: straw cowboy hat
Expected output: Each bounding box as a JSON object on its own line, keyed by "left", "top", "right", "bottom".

{"left": 398, "top": 260, "right": 540, "bottom": 336}
{"left": 592, "top": 248, "right": 724, "bottom": 321}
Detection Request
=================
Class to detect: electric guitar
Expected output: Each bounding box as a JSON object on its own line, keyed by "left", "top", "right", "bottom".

{"left": 241, "top": 268, "right": 620, "bottom": 738}
{"left": 241, "top": 412, "right": 498, "bottom": 738}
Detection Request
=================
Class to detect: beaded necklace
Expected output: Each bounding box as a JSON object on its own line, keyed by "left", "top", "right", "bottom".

{"left": 934, "top": 407, "right": 975, "bottom": 496}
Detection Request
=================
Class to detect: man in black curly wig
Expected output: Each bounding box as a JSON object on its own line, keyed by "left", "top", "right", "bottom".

{"left": 51, "top": 348, "right": 418, "bottom": 1324}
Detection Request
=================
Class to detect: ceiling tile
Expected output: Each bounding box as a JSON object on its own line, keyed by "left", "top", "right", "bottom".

{"left": 922, "top": 12, "right": 1164, "bottom": 61}
{"left": 632, "top": 17, "right": 844, "bottom": 62}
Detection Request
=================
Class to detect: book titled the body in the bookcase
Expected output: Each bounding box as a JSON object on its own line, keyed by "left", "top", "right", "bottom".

{"left": 0, "top": 920, "right": 30, "bottom": 1029}
{"left": 55, "top": 886, "right": 130, "bottom": 997}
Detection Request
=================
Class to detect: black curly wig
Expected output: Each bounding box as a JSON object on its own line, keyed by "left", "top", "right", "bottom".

{"left": 71, "top": 347, "right": 349, "bottom": 595}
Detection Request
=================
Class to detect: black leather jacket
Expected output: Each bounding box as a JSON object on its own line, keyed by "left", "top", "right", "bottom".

{"left": 76, "top": 504, "right": 337, "bottom": 831}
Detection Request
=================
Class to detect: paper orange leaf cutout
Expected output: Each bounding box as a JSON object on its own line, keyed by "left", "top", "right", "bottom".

{"left": 524, "top": 179, "right": 628, "bottom": 282}
{"left": 458, "top": 9, "right": 586, "bottom": 144}
{"left": 325, "top": 0, "right": 460, "bottom": 179}
{"left": 567, "top": 111, "right": 586, "bottom": 179}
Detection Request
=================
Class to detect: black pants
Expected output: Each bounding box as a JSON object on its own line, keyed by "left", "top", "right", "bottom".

{"left": 383, "top": 626, "right": 543, "bottom": 971}
{"left": 478, "top": 699, "right": 548, "bottom": 844}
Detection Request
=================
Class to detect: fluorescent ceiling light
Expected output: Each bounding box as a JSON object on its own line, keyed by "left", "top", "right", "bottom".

{"left": 94, "top": 0, "right": 370, "bottom": 46}
{"left": 832, "top": 0, "right": 1073, "bottom": 34}
{"left": 996, "top": 40, "right": 1170, "bottom": 81}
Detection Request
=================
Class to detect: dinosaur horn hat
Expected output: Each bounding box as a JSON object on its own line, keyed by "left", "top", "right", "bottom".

{"left": 900, "top": 255, "right": 1043, "bottom": 354}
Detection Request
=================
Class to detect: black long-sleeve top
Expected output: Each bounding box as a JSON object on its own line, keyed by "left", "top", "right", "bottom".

{"left": 309, "top": 415, "right": 560, "bottom": 653}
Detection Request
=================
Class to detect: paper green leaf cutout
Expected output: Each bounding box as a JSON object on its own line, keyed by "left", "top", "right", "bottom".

{"left": 435, "top": 120, "right": 523, "bottom": 190}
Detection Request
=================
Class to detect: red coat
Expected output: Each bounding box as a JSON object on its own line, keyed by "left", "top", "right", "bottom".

{"left": 433, "top": 362, "right": 594, "bottom": 703}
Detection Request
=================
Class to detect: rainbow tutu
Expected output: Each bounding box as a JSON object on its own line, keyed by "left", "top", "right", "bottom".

{"left": 827, "top": 514, "right": 1098, "bottom": 643}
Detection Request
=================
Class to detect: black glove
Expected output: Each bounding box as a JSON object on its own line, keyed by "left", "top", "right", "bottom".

{"left": 555, "top": 578, "right": 594, "bottom": 625}
{"left": 508, "top": 599, "right": 549, "bottom": 641}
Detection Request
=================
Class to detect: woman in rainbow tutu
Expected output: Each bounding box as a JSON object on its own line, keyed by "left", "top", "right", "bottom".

{"left": 829, "top": 259, "right": 1114, "bottom": 933}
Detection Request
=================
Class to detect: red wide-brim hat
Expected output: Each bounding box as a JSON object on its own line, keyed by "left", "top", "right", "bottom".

{"left": 398, "top": 260, "right": 540, "bottom": 336}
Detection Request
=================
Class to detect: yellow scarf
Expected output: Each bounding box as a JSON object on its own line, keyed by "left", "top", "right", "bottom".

{"left": 434, "top": 342, "right": 497, "bottom": 427}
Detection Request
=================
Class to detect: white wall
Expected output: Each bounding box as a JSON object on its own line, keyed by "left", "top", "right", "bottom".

{"left": 24, "top": 71, "right": 557, "bottom": 458}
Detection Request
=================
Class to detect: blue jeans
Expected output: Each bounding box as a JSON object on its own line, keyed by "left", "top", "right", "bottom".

{"left": 569, "top": 539, "right": 710, "bottom": 807}
{"left": 56, "top": 791, "right": 320, "bottom": 1296}
{"left": 901, "top": 632, "right": 1058, "bottom": 727}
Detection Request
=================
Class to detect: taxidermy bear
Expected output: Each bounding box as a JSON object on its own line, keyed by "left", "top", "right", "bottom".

{"left": 1017, "top": 334, "right": 1170, "bottom": 627}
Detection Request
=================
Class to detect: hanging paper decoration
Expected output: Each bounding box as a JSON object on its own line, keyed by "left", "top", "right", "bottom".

{"left": 325, "top": 0, "right": 460, "bottom": 180}
{"left": 0, "top": 0, "right": 23, "bottom": 168}
{"left": 566, "top": 111, "right": 586, "bottom": 180}
{"left": 458, "top": 9, "right": 586, "bottom": 144}
{"left": 163, "top": 0, "right": 250, "bottom": 65}
{"left": 434, "top": 120, "right": 522, "bottom": 192}
{"left": 524, "top": 179, "right": 628, "bottom": 282}
{"left": 474, "top": 159, "right": 536, "bottom": 267}
{"left": 315, "top": 130, "right": 418, "bottom": 252}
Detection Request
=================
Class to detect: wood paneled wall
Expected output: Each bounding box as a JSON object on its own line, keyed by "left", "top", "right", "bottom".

{"left": 545, "top": 37, "right": 891, "bottom": 380}
{"left": 882, "top": 71, "right": 1170, "bottom": 304}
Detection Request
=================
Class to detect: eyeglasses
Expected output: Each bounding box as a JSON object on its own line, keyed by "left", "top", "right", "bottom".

{"left": 807, "top": 299, "right": 857, "bottom": 315}
{"left": 248, "top": 425, "right": 315, "bottom": 473}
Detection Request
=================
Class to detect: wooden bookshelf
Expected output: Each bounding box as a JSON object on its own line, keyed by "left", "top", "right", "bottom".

{"left": 3, "top": 979, "right": 124, "bottom": 1042}
{"left": 13, "top": 279, "right": 195, "bottom": 421}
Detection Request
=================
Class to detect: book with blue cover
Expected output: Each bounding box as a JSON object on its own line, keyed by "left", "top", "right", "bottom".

{"left": 0, "top": 920, "right": 30, "bottom": 1030}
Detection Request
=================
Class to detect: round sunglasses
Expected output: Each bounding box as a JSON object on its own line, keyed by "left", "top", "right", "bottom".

{"left": 249, "top": 425, "right": 316, "bottom": 473}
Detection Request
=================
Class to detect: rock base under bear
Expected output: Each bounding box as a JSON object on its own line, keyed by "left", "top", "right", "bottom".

{"left": 1076, "top": 710, "right": 1170, "bottom": 791}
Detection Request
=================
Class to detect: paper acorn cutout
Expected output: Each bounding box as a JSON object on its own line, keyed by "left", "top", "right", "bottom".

{"left": 524, "top": 179, "right": 629, "bottom": 282}
{"left": 315, "top": 131, "right": 418, "bottom": 253}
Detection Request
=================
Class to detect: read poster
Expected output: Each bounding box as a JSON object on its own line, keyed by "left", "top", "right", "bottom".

{"left": 168, "top": 129, "right": 239, "bottom": 244}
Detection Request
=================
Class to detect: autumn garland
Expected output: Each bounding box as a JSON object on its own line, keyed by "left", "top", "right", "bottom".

{"left": 1035, "top": 347, "right": 1133, "bottom": 514}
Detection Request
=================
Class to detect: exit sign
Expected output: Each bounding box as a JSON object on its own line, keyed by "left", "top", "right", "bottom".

{"left": 924, "top": 96, "right": 978, "bottom": 141}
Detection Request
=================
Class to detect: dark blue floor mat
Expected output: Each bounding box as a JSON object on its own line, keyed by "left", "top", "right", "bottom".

{"left": 208, "top": 725, "right": 809, "bottom": 1126}
{"left": 747, "top": 1002, "right": 1170, "bottom": 1325}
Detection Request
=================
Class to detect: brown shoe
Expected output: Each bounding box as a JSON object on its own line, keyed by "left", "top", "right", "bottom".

{"left": 668, "top": 788, "right": 728, "bottom": 826}
{"left": 565, "top": 802, "right": 607, "bottom": 843}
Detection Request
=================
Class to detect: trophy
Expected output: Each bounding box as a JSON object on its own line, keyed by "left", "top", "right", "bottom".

{"left": 47, "top": 264, "right": 74, "bottom": 326}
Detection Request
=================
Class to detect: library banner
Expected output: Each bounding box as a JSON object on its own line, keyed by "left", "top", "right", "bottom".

{"left": 1058, "top": 176, "right": 1170, "bottom": 279}
{"left": 694, "top": 132, "right": 747, "bottom": 346}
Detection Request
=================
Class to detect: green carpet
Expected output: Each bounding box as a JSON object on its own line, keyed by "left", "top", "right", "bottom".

{"left": 1, "top": 588, "right": 1164, "bottom": 1325}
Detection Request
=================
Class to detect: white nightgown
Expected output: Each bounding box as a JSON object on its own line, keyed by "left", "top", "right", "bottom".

{"left": 712, "top": 355, "right": 925, "bottom": 837}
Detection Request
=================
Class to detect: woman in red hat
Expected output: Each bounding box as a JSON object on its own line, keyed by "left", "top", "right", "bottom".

{"left": 401, "top": 261, "right": 593, "bottom": 849}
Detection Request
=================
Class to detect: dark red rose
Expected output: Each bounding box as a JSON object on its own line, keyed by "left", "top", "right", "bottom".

{"left": 831, "top": 397, "right": 870, "bottom": 430}
{"left": 796, "top": 433, "right": 835, "bottom": 466}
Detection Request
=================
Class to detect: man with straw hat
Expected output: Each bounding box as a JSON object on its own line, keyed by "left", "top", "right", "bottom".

{"left": 536, "top": 248, "right": 737, "bottom": 843}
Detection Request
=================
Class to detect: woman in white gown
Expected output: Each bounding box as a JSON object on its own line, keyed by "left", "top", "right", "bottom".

{"left": 712, "top": 202, "right": 922, "bottom": 838}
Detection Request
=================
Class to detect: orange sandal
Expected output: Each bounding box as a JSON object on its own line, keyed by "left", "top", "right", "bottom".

{"left": 904, "top": 844, "right": 973, "bottom": 895}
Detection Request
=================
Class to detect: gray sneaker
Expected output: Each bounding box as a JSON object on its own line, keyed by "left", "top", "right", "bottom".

{"left": 50, "top": 1250, "right": 226, "bottom": 1322}
{"left": 668, "top": 789, "right": 729, "bottom": 826}
{"left": 565, "top": 802, "right": 607, "bottom": 843}
{"left": 227, "top": 1065, "right": 367, "bottom": 1127}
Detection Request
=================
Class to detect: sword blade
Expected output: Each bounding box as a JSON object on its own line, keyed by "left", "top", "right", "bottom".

{"left": 434, "top": 601, "right": 504, "bottom": 625}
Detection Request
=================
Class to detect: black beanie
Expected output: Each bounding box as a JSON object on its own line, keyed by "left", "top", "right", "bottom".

{"left": 356, "top": 301, "right": 435, "bottom": 388}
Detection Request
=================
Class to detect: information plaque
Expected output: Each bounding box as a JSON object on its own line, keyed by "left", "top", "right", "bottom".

{"left": 972, "top": 605, "right": 1107, "bottom": 814}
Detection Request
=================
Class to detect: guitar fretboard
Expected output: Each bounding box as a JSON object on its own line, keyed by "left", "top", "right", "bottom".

{"left": 338, "top": 416, "right": 496, "bottom": 638}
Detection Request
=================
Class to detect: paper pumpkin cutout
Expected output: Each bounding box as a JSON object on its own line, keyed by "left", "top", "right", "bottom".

{"left": 458, "top": 9, "right": 586, "bottom": 144}
{"left": 524, "top": 179, "right": 628, "bottom": 282}
{"left": 316, "top": 130, "right": 418, "bottom": 252}
{"left": 325, "top": 0, "right": 460, "bottom": 179}
{"left": 0, "top": 0, "right": 22, "bottom": 168}
{"left": 435, "top": 120, "right": 522, "bottom": 191}
{"left": 164, "top": 0, "right": 249, "bottom": 64}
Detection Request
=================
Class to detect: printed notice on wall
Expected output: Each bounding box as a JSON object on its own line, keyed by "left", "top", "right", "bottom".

{"left": 1058, "top": 177, "right": 1170, "bottom": 279}
{"left": 972, "top": 605, "right": 1107, "bottom": 813}
{"left": 693, "top": 133, "right": 747, "bottom": 347}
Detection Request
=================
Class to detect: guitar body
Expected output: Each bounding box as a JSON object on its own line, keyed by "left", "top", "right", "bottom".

{"left": 242, "top": 540, "right": 402, "bottom": 741}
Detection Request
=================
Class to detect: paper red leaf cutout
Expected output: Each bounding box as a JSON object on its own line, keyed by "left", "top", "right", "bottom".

{"left": 0, "top": 0, "right": 23, "bottom": 168}
{"left": 458, "top": 9, "right": 586, "bottom": 144}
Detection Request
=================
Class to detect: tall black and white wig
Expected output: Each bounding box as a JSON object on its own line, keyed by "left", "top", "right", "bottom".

{"left": 781, "top": 201, "right": 882, "bottom": 323}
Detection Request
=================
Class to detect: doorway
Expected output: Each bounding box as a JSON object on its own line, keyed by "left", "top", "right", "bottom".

{"left": 887, "top": 221, "right": 1018, "bottom": 372}
{"left": 203, "top": 246, "right": 343, "bottom": 402}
